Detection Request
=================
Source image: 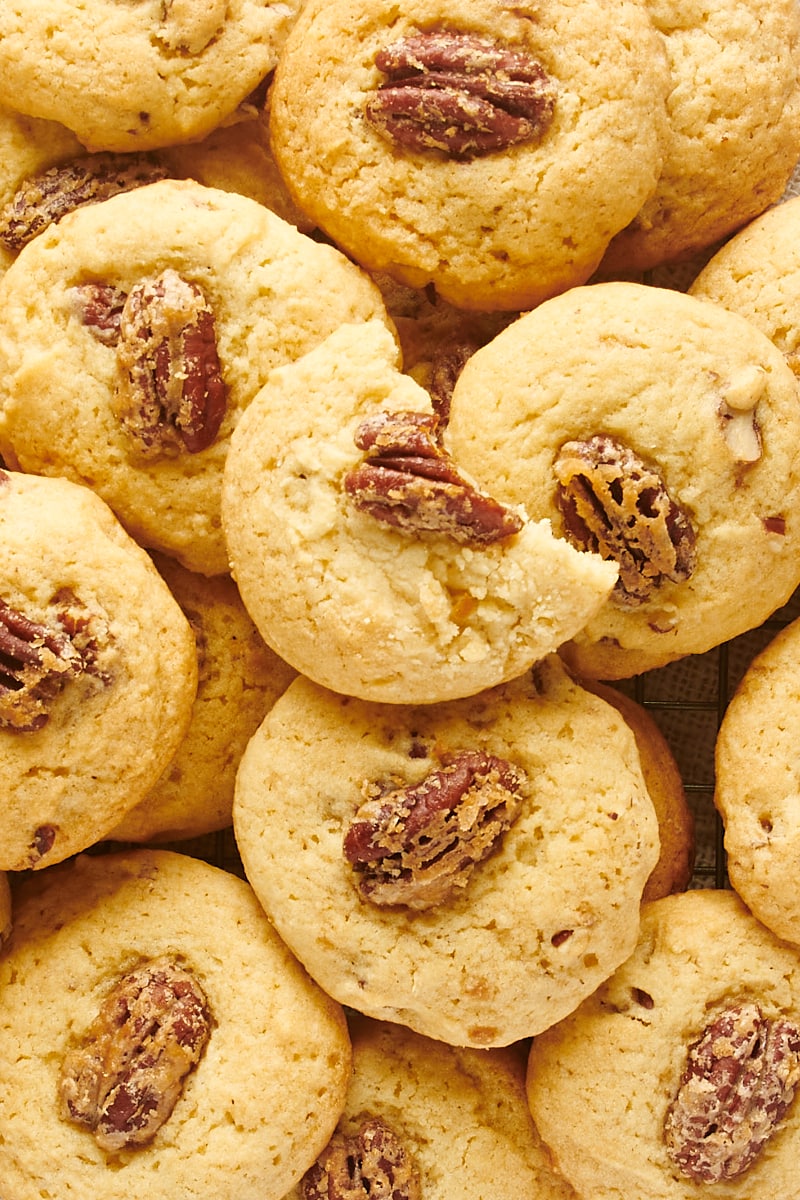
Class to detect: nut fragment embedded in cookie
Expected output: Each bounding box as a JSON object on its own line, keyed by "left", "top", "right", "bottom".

{"left": 344, "top": 409, "right": 523, "bottom": 543}
{"left": 156, "top": 0, "right": 227, "bottom": 54}
{"left": 58, "top": 956, "right": 211, "bottom": 1152}
{"left": 302, "top": 1116, "right": 422, "bottom": 1200}
{"left": 553, "top": 433, "right": 697, "bottom": 608}
{"left": 68, "top": 282, "right": 129, "bottom": 346}
{"left": 664, "top": 1002, "right": 800, "bottom": 1183}
{"left": 364, "top": 30, "right": 557, "bottom": 159}
{"left": 343, "top": 749, "right": 527, "bottom": 910}
{"left": 0, "top": 596, "right": 87, "bottom": 733}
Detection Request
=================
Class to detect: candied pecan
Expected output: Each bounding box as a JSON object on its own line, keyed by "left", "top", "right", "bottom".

{"left": 58, "top": 956, "right": 211, "bottom": 1153}
{"left": 302, "top": 1117, "right": 422, "bottom": 1200}
{"left": 343, "top": 749, "right": 527, "bottom": 910}
{"left": 664, "top": 1002, "right": 800, "bottom": 1183}
{"left": 344, "top": 409, "right": 523, "bottom": 544}
{"left": 0, "top": 154, "right": 168, "bottom": 252}
{"left": 0, "top": 597, "right": 83, "bottom": 732}
{"left": 114, "top": 268, "right": 227, "bottom": 458}
{"left": 365, "top": 30, "right": 556, "bottom": 159}
{"left": 68, "top": 282, "right": 129, "bottom": 346}
{"left": 553, "top": 434, "right": 697, "bottom": 608}
{"left": 427, "top": 338, "right": 479, "bottom": 425}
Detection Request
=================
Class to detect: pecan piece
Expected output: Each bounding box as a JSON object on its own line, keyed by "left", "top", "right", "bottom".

{"left": 0, "top": 597, "right": 85, "bottom": 732}
{"left": 427, "top": 338, "right": 479, "bottom": 425}
{"left": 114, "top": 268, "right": 227, "bottom": 458}
{"left": 302, "top": 1116, "right": 422, "bottom": 1200}
{"left": 344, "top": 410, "right": 523, "bottom": 544}
{"left": 0, "top": 154, "right": 168, "bottom": 252}
{"left": 68, "top": 282, "right": 129, "bottom": 346}
{"left": 365, "top": 31, "right": 556, "bottom": 159}
{"left": 664, "top": 1002, "right": 800, "bottom": 1183}
{"left": 58, "top": 956, "right": 211, "bottom": 1153}
{"left": 343, "top": 749, "right": 527, "bottom": 910}
{"left": 553, "top": 434, "right": 697, "bottom": 608}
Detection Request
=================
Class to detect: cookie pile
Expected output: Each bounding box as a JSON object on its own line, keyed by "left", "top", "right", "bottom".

{"left": 1, "top": 1, "right": 800, "bottom": 1199}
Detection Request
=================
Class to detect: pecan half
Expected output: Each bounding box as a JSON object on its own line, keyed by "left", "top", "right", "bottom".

{"left": 343, "top": 749, "right": 527, "bottom": 910}
{"left": 0, "top": 154, "right": 168, "bottom": 252}
{"left": 553, "top": 434, "right": 697, "bottom": 608}
{"left": 302, "top": 1117, "right": 422, "bottom": 1200}
{"left": 365, "top": 31, "right": 556, "bottom": 159}
{"left": 664, "top": 1002, "right": 800, "bottom": 1183}
{"left": 0, "top": 596, "right": 87, "bottom": 732}
{"left": 114, "top": 268, "right": 227, "bottom": 458}
{"left": 58, "top": 957, "right": 211, "bottom": 1153}
{"left": 344, "top": 410, "right": 523, "bottom": 544}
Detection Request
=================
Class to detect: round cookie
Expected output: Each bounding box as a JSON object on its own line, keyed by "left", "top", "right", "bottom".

{"left": 0, "top": 468, "right": 198, "bottom": 871}
{"left": 0, "top": 177, "right": 390, "bottom": 576}
{"left": 233, "top": 655, "right": 659, "bottom": 1048}
{"left": 269, "top": 0, "right": 671, "bottom": 311}
{"left": 0, "top": 848, "right": 351, "bottom": 1200}
{"left": 445, "top": 280, "right": 800, "bottom": 679}
{"left": 286, "top": 1014, "right": 578, "bottom": 1200}
{"left": 222, "top": 318, "right": 618, "bottom": 704}
{"left": 714, "top": 615, "right": 800, "bottom": 948}
{"left": 108, "top": 553, "right": 297, "bottom": 844}
{"left": 0, "top": 0, "right": 301, "bottom": 152}
{"left": 598, "top": 0, "right": 800, "bottom": 275}
{"left": 525, "top": 888, "right": 800, "bottom": 1199}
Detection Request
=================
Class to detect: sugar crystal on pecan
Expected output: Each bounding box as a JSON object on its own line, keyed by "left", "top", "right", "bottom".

{"left": 302, "top": 1116, "right": 422, "bottom": 1200}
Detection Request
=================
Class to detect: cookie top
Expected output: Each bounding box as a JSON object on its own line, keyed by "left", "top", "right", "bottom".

{"left": 269, "top": 0, "right": 670, "bottom": 311}
{"left": 599, "top": 0, "right": 800, "bottom": 274}
{"left": 233, "top": 656, "right": 659, "bottom": 1047}
{"left": 445, "top": 280, "right": 800, "bottom": 679}
{"left": 526, "top": 888, "right": 800, "bottom": 1200}
{"left": 0, "top": 849, "right": 351, "bottom": 1200}
{"left": 0, "top": 178, "right": 389, "bottom": 576}
{"left": 0, "top": 1, "right": 301, "bottom": 152}
{"left": 0, "top": 469, "right": 198, "bottom": 871}
{"left": 222, "top": 318, "right": 617, "bottom": 704}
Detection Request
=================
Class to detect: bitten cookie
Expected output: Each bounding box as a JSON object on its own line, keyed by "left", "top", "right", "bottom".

{"left": 233, "top": 656, "right": 659, "bottom": 1048}
{"left": 0, "top": 469, "right": 198, "bottom": 871}
{"left": 269, "top": 0, "right": 670, "bottom": 311}
{"left": 0, "top": 177, "right": 389, "bottom": 576}
{"left": 222, "top": 318, "right": 617, "bottom": 704}
{"left": 0, "top": 849, "right": 351, "bottom": 1200}
{"left": 286, "top": 1015, "right": 578, "bottom": 1200}
{"left": 526, "top": 889, "right": 800, "bottom": 1200}
{"left": 445, "top": 280, "right": 800, "bottom": 679}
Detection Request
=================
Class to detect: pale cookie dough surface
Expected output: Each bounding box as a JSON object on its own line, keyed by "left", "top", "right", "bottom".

{"left": 599, "top": 0, "right": 800, "bottom": 274}
{"left": 284, "top": 1015, "right": 578, "bottom": 1200}
{"left": 0, "top": 849, "right": 351, "bottom": 1200}
{"left": 526, "top": 889, "right": 800, "bottom": 1200}
{"left": 0, "top": 0, "right": 301, "bottom": 152}
{"left": 446, "top": 281, "right": 800, "bottom": 679}
{"left": 0, "top": 469, "right": 197, "bottom": 871}
{"left": 233, "top": 657, "right": 659, "bottom": 1047}
{"left": 269, "top": 0, "right": 670, "bottom": 311}
{"left": 714, "top": 616, "right": 800, "bottom": 948}
{"left": 0, "top": 178, "right": 389, "bottom": 576}
{"left": 222, "top": 319, "right": 617, "bottom": 705}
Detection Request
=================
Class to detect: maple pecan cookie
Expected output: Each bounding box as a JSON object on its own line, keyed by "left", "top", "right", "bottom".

{"left": 0, "top": 848, "right": 351, "bottom": 1200}
{"left": 269, "top": 0, "right": 670, "bottom": 311}
{"left": 222, "top": 318, "right": 618, "bottom": 704}
{"left": 445, "top": 280, "right": 800, "bottom": 679}
{"left": 233, "top": 656, "right": 659, "bottom": 1048}
{"left": 0, "top": 469, "right": 198, "bottom": 872}
{"left": 526, "top": 888, "right": 800, "bottom": 1199}
{"left": 0, "top": 0, "right": 300, "bottom": 152}
{"left": 0, "top": 177, "right": 389, "bottom": 576}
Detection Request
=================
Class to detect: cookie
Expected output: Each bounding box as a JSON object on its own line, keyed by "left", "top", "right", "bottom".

{"left": 286, "top": 1014, "right": 578, "bottom": 1200}
{"left": 0, "top": 177, "right": 389, "bottom": 576}
{"left": 525, "top": 888, "right": 800, "bottom": 1199}
{"left": 445, "top": 280, "right": 800, "bottom": 679}
{"left": 0, "top": 1, "right": 301, "bottom": 152}
{"left": 233, "top": 656, "right": 659, "bottom": 1048}
{"left": 0, "top": 468, "right": 198, "bottom": 871}
{"left": 108, "top": 553, "right": 297, "bottom": 844}
{"left": 598, "top": 0, "right": 800, "bottom": 275}
{"left": 0, "top": 848, "right": 351, "bottom": 1200}
{"left": 222, "top": 318, "right": 618, "bottom": 704}
{"left": 269, "top": 0, "right": 671, "bottom": 311}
